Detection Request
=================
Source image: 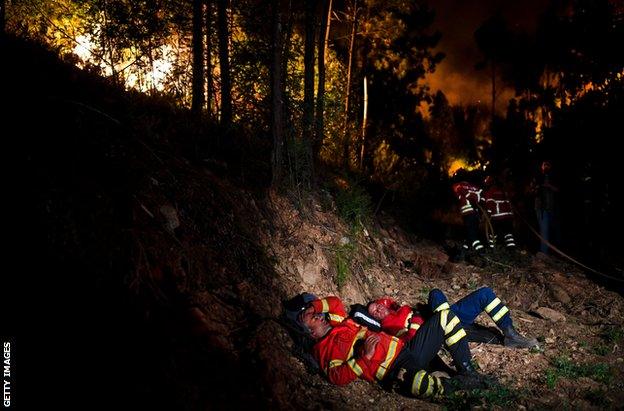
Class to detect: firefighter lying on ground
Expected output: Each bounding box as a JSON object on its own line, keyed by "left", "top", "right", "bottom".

{"left": 295, "top": 294, "right": 493, "bottom": 399}
{"left": 366, "top": 287, "right": 538, "bottom": 349}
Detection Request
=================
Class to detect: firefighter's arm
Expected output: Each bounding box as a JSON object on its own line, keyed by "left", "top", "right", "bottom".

{"left": 311, "top": 296, "right": 347, "bottom": 325}
{"left": 326, "top": 358, "right": 365, "bottom": 385}
{"left": 326, "top": 336, "right": 377, "bottom": 385}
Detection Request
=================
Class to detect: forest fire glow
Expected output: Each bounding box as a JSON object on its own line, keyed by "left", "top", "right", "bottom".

{"left": 72, "top": 34, "right": 174, "bottom": 92}
{"left": 447, "top": 158, "right": 480, "bottom": 177}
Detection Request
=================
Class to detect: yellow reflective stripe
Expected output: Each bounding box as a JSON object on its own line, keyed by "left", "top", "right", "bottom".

{"left": 440, "top": 309, "right": 449, "bottom": 329}
{"left": 434, "top": 302, "right": 450, "bottom": 312}
{"left": 403, "top": 311, "right": 414, "bottom": 329}
{"left": 347, "top": 328, "right": 368, "bottom": 359}
{"left": 446, "top": 328, "right": 467, "bottom": 346}
{"left": 484, "top": 297, "right": 501, "bottom": 313}
{"left": 345, "top": 328, "right": 367, "bottom": 377}
{"left": 328, "top": 313, "right": 345, "bottom": 323}
{"left": 328, "top": 359, "right": 344, "bottom": 370}
{"left": 347, "top": 358, "right": 363, "bottom": 376}
{"left": 410, "top": 323, "right": 421, "bottom": 331}
{"left": 492, "top": 305, "right": 509, "bottom": 322}
{"left": 321, "top": 299, "right": 329, "bottom": 313}
{"left": 375, "top": 336, "right": 400, "bottom": 380}
{"left": 395, "top": 311, "right": 413, "bottom": 336}
{"left": 411, "top": 370, "right": 426, "bottom": 396}
{"left": 445, "top": 315, "right": 460, "bottom": 335}
{"left": 424, "top": 375, "right": 434, "bottom": 397}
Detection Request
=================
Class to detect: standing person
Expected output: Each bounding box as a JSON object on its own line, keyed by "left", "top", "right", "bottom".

{"left": 533, "top": 160, "right": 559, "bottom": 254}
{"left": 451, "top": 169, "right": 485, "bottom": 258}
{"left": 296, "top": 295, "right": 489, "bottom": 399}
{"left": 483, "top": 175, "right": 517, "bottom": 251}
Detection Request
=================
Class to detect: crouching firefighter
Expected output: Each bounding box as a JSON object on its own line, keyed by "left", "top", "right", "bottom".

{"left": 451, "top": 170, "right": 486, "bottom": 256}
{"left": 295, "top": 295, "right": 490, "bottom": 399}
{"left": 483, "top": 175, "right": 517, "bottom": 250}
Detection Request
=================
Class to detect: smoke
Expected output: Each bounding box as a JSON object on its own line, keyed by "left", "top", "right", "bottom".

{"left": 424, "top": 0, "right": 551, "bottom": 111}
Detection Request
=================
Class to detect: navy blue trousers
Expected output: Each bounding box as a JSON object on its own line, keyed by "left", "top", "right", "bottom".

{"left": 428, "top": 287, "right": 512, "bottom": 329}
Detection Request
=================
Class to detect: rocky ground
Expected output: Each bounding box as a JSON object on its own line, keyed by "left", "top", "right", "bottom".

{"left": 237, "top": 186, "right": 624, "bottom": 410}
{"left": 9, "top": 35, "right": 622, "bottom": 409}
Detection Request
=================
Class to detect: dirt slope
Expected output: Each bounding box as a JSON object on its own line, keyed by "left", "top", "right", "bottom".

{"left": 5, "top": 35, "right": 623, "bottom": 410}
{"left": 249, "top": 190, "right": 624, "bottom": 410}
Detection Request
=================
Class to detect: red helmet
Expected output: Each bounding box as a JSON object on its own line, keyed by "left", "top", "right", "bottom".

{"left": 373, "top": 297, "right": 398, "bottom": 310}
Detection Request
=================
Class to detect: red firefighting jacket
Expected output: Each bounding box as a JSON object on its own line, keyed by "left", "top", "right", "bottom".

{"left": 452, "top": 181, "right": 482, "bottom": 215}
{"left": 375, "top": 297, "right": 425, "bottom": 342}
{"left": 310, "top": 297, "right": 404, "bottom": 385}
{"left": 483, "top": 186, "right": 513, "bottom": 221}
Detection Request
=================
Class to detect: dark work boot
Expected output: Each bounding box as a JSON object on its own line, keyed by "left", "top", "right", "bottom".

{"left": 447, "top": 362, "right": 492, "bottom": 392}
{"left": 502, "top": 325, "right": 539, "bottom": 349}
{"left": 449, "top": 244, "right": 467, "bottom": 263}
{"left": 455, "top": 359, "right": 476, "bottom": 375}
{"left": 463, "top": 324, "right": 504, "bottom": 345}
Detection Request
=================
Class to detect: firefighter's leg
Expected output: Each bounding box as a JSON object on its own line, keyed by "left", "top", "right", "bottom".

{"left": 463, "top": 213, "right": 485, "bottom": 253}
{"left": 476, "top": 287, "right": 513, "bottom": 328}
{"left": 390, "top": 311, "right": 457, "bottom": 398}
{"left": 397, "top": 368, "right": 448, "bottom": 398}
{"left": 429, "top": 289, "right": 498, "bottom": 344}
{"left": 537, "top": 209, "right": 550, "bottom": 254}
{"left": 428, "top": 289, "right": 451, "bottom": 313}
{"left": 495, "top": 219, "right": 516, "bottom": 249}
{"left": 450, "top": 287, "right": 505, "bottom": 326}
{"left": 438, "top": 309, "right": 473, "bottom": 373}
{"left": 488, "top": 232, "right": 496, "bottom": 248}
{"left": 460, "top": 287, "right": 537, "bottom": 348}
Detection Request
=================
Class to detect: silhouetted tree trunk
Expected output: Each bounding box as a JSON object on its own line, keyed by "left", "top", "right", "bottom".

{"left": 205, "top": 0, "right": 214, "bottom": 120}
{"left": 271, "top": 0, "right": 284, "bottom": 186}
{"left": 491, "top": 59, "right": 496, "bottom": 129}
{"left": 192, "top": 0, "right": 204, "bottom": 117}
{"left": 302, "top": 0, "right": 315, "bottom": 141}
{"left": 359, "top": 75, "right": 368, "bottom": 170}
{"left": 314, "top": 0, "right": 332, "bottom": 158}
{"left": 217, "top": 0, "right": 232, "bottom": 126}
{"left": 342, "top": 0, "right": 357, "bottom": 167}
{"left": 1, "top": 0, "right": 6, "bottom": 37}
{"left": 280, "top": 0, "right": 294, "bottom": 142}
{"left": 101, "top": 3, "right": 118, "bottom": 83}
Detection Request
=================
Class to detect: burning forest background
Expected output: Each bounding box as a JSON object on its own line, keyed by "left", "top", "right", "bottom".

{"left": 1, "top": 0, "right": 624, "bottom": 409}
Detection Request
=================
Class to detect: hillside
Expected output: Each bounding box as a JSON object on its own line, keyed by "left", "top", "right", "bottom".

{"left": 3, "top": 35, "right": 623, "bottom": 410}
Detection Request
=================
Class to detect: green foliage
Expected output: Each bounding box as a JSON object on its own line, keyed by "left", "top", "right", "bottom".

{"left": 334, "top": 182, "right": 372, "bottom": 231}
{"left": 544, "top": 356, "right": 612, "bottom": 388}
{"left": 603, "top": 326, "right": 624, "bottom": 343}
{"left": 466, "top": 279, "right": 478, "bottom": 290}
{"left": 529, "top": 345, "right": 544, "bottom": 354}
{"left": 444, "top": 384, "right": 520, "bottom": 410}
{"left": 419, "top": 287, "right": 431, "bottom": 300}
{"left": 592, "top": 344, "right": 610, "bottom": 356}
{"left": 333, "top": 241, "right": 355, "bottom": 290}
